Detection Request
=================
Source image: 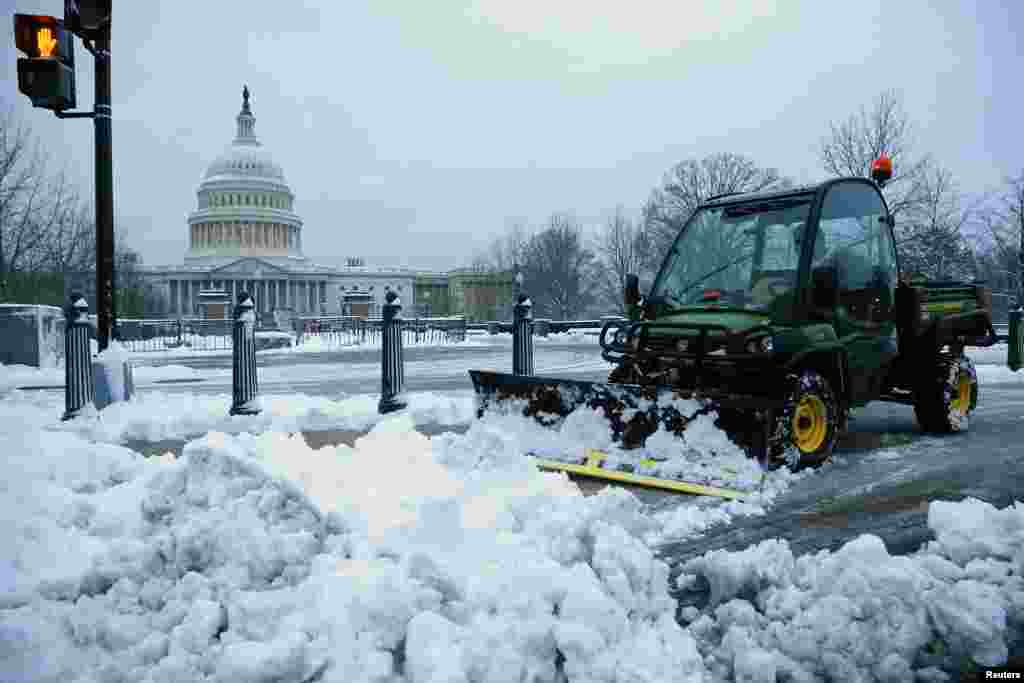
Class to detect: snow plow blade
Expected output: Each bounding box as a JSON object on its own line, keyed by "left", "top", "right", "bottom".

{"left": 469, "top": 369, "right": 779, "bottom": 494}
{"left": 530, "top": 449, "right": 750, "bottom": 500}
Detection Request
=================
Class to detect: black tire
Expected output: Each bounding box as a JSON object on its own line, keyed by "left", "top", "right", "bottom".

{"left": 768, "top": 369, "right": 844, "bottom": 471}
{"left": 913, "top": 354, "right": 977, "bottom": 434}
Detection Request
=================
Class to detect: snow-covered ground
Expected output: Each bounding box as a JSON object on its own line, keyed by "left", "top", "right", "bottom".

{"left": 967, "top": 342, "right": 1014, "bottom": 367}
{"left": 0, "top": 362, "right": 203, "bottom": 393}
{"left": 2, "top": 378, "right": 1022, "bottom": 680}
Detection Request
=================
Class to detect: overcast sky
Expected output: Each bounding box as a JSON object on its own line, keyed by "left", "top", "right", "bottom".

{"left": 2, "top": 1, "right": 1021, "bottom": 272}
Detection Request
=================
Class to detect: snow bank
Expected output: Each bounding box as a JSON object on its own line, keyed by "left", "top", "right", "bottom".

{"left": 0, "top": 390, "right": 475, "bottom": 445}
{"left": 678, "top": 498, "right": 1024, "bottom": 678}
{"left": 2, "top": 373, "right": 1021, "bottom": 680}
{"left": 0, "top": 416, "right": 711, "bottom": 682}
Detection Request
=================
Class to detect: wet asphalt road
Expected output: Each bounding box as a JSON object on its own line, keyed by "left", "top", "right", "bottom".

{"left": 130, "top": 343, "right": 607, "bottom": 396}
{"left": 660, "top": 381, "right": 1024, "bottom": 606}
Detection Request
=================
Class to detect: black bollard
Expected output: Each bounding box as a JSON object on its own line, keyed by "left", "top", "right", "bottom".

{"left": 230, "top": 292, "right": 261, "bottom": 416}
{"left": 379, "top": 290, "right": 407, "bottom": 414}
{"left": 62, "top": 293, "right": 96, "bottom": 421}
{"left": 513, "top": 294, "right": 534, "bottom": 376}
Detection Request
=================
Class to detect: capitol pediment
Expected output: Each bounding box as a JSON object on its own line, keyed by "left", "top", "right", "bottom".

{"left": 211, "top": 258, "right": 287, "bottom": 277}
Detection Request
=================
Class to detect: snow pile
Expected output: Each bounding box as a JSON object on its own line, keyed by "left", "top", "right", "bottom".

{"left": 0, "top": 417, "right": 710, "bottom": 682}
{"left": 678, "top": 498, "right": 1024, "bottom": 678}
{"left": 37, "top": 390, "right": 476, "bottom": 445}
{"left": 483, "top": 396, "right": 780, "bottom": 496}
{"left": 2, "top": 377, "right": 1022, "bottom": 680}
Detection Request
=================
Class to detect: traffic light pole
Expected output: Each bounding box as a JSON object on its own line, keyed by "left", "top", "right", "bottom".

{"left": 53, "top": 26, "right": 114, "bottom": 351}
{"left": 93, "top": 29, "right": 114, "bottom": 352}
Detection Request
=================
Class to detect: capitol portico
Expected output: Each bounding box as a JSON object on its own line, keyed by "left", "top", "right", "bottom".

{"left": 142, "top": 87, "right": 418, "bottom": 321}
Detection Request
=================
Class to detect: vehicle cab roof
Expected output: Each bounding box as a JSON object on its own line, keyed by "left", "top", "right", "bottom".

{"left": 701, "top": 184, "right": 820, "bottom": 209}
{"left": 700, "top": 176, "right": 884, "bottom": 210}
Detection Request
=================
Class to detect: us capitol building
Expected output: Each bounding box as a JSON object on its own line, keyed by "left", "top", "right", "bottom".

{"left": 139, "top": 87, "right": 503, "bottom": 321}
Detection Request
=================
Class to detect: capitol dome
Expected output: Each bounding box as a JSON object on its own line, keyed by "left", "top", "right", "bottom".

{"left": 185, "top": 86, "right": 304, "bottom": 262}
{"left": 202, "top": 145, "right": 286, "bottom": 184}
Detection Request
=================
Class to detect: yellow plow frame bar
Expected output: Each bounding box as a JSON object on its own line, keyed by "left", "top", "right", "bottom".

{"left": 529, "top": 448, "right": 754, "bottom": 500}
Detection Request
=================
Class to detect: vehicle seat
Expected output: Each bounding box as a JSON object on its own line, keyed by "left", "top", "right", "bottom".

{"left": 751, "top": 271, "right": 795, "bottom": 308}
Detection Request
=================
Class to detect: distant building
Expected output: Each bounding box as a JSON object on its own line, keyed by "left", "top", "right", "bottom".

{"left": 136, "top": 86, "right": 516, "bottom": 323}
{"left": 413, "top": 272, "right": 451, "bottom": 318}
{"left": 447, "top": 269, "right": 515, "bottom": 321}
{"left": 138, "top": 87, "right": 417, "bottom": 320}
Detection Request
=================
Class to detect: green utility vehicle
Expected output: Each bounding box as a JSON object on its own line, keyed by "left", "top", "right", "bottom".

{"left": 471, "top": 163, "right": 1001, "bottom": 474}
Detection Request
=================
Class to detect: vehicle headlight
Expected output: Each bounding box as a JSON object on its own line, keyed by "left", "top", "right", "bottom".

{"left": 676, "top": 339, "right": 689, "bottom": 353}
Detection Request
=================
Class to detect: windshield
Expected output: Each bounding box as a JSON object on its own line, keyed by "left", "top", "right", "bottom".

{"left": 650, "top": 196, "right": 812, "bottom": 311}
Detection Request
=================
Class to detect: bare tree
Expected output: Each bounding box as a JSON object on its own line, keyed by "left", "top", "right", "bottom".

{"left": 467, "top": 220, "right": 530, "bottom": 274}
{"left": 976, "top": 171, "right": 1024, "bottom": 311}
{"left": 519, "top": 213, "right": 596, "bottom": 319}
{"left": 0, "top": 111, "right": 51, "bottom": 289}
{"left": 594, "top": 206, "right": 644, "bottom": 313}
{"left": 819, "top": 89, "right": 931, "bottom": 227}
{"left": 897, "top": 166, "right": 976, "bottom": 281}
{"left": 642, "top": 153, "right": 784, "bottom": 274}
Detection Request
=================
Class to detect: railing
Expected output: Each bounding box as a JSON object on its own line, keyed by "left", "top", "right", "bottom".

{"left": 111, "top": 318, "right": 236, "bottom": 352}
{"left": 292, "top": 315, "right": 468, "bottom": 347}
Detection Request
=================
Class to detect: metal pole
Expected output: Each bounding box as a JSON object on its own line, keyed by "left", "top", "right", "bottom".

{"left": 94, "top": 27, "right": 115, "bottom": 352}
{"left": 513, "top": 294, "right": 534, "bottom": 376}
{"left": 1018, "top": 214, "right": 1023, "bottom": 310}
{"left": 62, "top": 293, "right": 95, "bottom": 420}
{"left": 379, "top": 290, "right": 407, "bottom": 414}
{"left": 230, "top": 292, "right": 261, "bottom": 415}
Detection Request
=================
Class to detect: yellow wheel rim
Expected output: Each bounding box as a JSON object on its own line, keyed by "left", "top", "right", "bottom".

{"left": 951, "top": 372, "right": 973, "bottom": 413}
{"left": 792, "top": 395, "right": 828, "bottom": 453}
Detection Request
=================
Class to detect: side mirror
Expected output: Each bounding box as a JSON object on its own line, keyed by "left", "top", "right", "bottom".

{"left": 812, "top": 267, "right": 837, "bottom": 309}
{"left": 624, "top": 273, "right": 641, "bottom": 306}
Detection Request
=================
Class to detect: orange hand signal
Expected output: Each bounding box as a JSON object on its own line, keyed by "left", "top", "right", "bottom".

{"left": 36, "top": 27, "right": 57, "bottom": 57}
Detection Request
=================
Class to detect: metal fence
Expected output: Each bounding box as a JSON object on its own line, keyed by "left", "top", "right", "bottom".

{"left": 294, "top": 315, "right": 468, "bottom": 348}
{"left": 112, "top": 318, "right": 236, "bottom": 352}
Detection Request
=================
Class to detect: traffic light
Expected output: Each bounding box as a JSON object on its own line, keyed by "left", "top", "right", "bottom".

{"left": 13, "top": 14, "right": 76, "bottom": 111}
